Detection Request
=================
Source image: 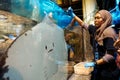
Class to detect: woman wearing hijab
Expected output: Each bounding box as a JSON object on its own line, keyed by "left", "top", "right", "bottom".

{"left": 67, "top": 7, "right": 119, "bottom": 80}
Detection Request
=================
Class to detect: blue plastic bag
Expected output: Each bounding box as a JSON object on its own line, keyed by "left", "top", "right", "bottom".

{"left": 10, "top": 0, "right": 72, "bottom": 28}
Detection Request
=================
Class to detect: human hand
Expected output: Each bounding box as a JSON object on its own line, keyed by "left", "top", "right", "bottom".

{"left": 67, "top": 7, "right": 75, "bottom": 17}
{"left": 8, "top": 34, "right": 16, "bottom": 40}
{"left": 84, "top": 62, "right": 95, "bottom": 67}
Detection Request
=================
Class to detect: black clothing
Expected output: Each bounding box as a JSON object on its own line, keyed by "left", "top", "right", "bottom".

{"left": 88, "top": 25, "right": 119, "bottom": 80}
{"left": 88, "top": 25, "right": 116, "bottom": 59}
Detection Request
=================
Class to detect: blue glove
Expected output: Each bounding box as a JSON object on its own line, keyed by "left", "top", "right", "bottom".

{"left": 67, "top": 7, "right": 76, "bottom": 17}
{"left": 84, "top": 62, "right": 95, "bottom": 67}
{"left": 8, "top": 34, "right": 16, "bottom": 40}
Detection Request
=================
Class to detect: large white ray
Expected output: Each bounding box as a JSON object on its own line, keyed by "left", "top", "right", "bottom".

{"left": 4, "top": 18, "right": 68, "bottom": 80}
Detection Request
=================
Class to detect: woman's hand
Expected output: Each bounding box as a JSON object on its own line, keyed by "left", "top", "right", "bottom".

{"left": 67, "top": 7, "right": 76, "bottom": 17}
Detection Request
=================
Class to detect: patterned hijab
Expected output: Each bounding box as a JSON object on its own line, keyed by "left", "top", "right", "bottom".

{"left": 95, "top": 10, "right": 116, "bottom": 45}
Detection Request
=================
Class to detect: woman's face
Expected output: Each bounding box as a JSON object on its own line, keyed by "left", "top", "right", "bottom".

{"left": 94, "top": 13, "right": 104, "bottom": 28}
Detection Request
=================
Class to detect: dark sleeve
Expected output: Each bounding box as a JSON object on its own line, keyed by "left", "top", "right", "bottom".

{"left": 88, "top": 24, "right": 96, "bottom": 35}
{"left": 88, "top": 25, "right": 96, "bottom": 48}
{"left": 103, "top": 37, "right": 115, "bottom": 51}
{"left": 103, "top": 37, "right": 116, "bottom": 62}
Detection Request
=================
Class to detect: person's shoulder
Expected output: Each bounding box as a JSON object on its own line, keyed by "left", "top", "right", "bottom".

{"left": 88, "top": 24, "right": 96, "bottom": 33}
{"left": 103, "top": 26, "right": 116, "bottom": 38}
{"left": 104, "top": 26, "right": 116, "bottom": 33}
{"left": 89, "top": 24, "right": 95, "bottom": 28}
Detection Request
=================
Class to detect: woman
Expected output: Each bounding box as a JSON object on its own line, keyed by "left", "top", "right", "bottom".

{"left": 67, "top": 7, "right": 119, "bottom": 80}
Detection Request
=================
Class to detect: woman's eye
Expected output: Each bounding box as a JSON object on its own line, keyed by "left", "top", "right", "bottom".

{"left": 95, "top": 17, "right": 102, "bottom": 19}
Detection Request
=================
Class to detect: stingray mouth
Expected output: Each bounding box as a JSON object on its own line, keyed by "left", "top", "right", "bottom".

{"left": 45, "top": 43, "right": 54, "bottom": 53}
{"left": 48, "top": 49, "right": 53, "bottom": 53}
